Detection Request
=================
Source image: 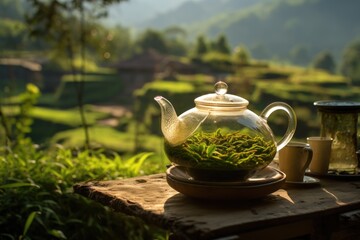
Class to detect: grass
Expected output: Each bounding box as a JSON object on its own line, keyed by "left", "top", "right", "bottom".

{"left": 254, "top": 81, "right": 358, "bottom": 102}
{"left": 31, "top": 106, "right": 110, "bottom": 126}
{"left": 246, "top": 65, "right": 358, "bottom": 104}
{"left": 0, "top": 139, "right": 166, "bottom": 239}
{"left": 289, "top": 69, "right": 348, "bottom": 84}
{"left": 51, "top": 126, "right": 135, "bottom": 151}
{"left": 54, "top": 73, "right": 123, "bottom": 107}
{"left": 176, "top": 74, "right": 214, "bottom": 84}
{"left": 136, "top": 81, "right": 196, "bottom": 95}
{"left": 50, "top": 125, "right": 165, "bottom": 154}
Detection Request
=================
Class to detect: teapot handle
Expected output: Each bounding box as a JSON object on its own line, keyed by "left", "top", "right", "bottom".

{"left": 260, "top": 102, "right": 297, "bottom": 152}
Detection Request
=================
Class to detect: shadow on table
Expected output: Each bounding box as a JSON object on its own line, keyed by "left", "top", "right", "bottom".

{"left": 162, "top": 182, "right": 348, "bottom": 239}
{"left": 162, "top": 191, "right": 295, "bottom": 239}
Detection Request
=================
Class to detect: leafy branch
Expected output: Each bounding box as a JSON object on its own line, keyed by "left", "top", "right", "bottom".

{"left": 25, "top": 0, "right": 127, "bottom": 149}
{"left": 0, "top": 84, "right": 40, "bottom": 151}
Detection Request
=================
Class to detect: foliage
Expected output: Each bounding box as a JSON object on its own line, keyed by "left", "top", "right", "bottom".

{"left": 190, "top": 34, "right": 234, "bottom": 72}
{"left": 184, "top": 0, "right": 360, "bottom": 63}
{"left": 0, "top": 19, "right": 26, "bottom": 50}
{"left": 233, "top": 45, "right": 251, "bottom": 64}
{"left": 0, "top": 0, "right": 25, "bottom": 20}
{"left": 0, "top": 1, "right": 45, "bottom": 52}
{"left": 51, "top": 126, "right": 135, "bottom": 152}
{"left": 0, "top": 83, "right": 40, "bottom": 148}
{"left": 137, "top": 81, "right": 196, "bottom": 95}
{"left": 137, "top": 74, "right": 212, "bottom": 94}
{"left": 0, "top": 139, "right": 165, "bottom": 239}
{"left": 201, "top": 51, "right": 233, "bottom": 72}
{"left": 25, "top": 0, "right": 126, "bottom": 41}
{"left": 0, "top": 83, "right": 165, "bottom": 238}
{"left": 136, "top": 29, "right": 169, "bottom": 54}
{"left": 54, "top": 72, "right": 122, "bottom": 104}
{"left": 31, "top": 106, "right": 109, "bottom": 127}
{"left": 135, "top": 28, "right": 189, "bottom": 56}
{"left": 194, "top": 35, "right": 208, "bottom": 57}
{"left": 164, "top": 38, "right": 188, "bottom": 56}
{"left": 211, "top": 34, "right": 231, "bottom": 54}
{"left": 289, "top": 70, "right": 347, "bottom": 85}
{"left": 163, "top": 26, "right": 187, "bottom": 40}
{"left": 193, "top": 34, "right": 232, "bottom": 57}
{"left": 254, "top": 77, "right": 356, "bottom": 103}
{"left": 290, "top": 46, "right": 310, "bottom": 66}
{"left": 86, "top": 24, "right": 134, "bottom": 62}
{"left": 25, "top": 0, "right": 134, "bottom": 149}
{"left": 311, "top": 51, "right": 336, "bottom": 73}
{"left": 340, "top": 40, "right": 360, "bottom": 86}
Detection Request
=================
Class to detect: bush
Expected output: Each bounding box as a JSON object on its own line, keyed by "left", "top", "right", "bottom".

{"left": 0, "top": 140, "right": 166, "bottom": 239}
{"left": 201, "top": 51, "right": 233, "bottom": 72}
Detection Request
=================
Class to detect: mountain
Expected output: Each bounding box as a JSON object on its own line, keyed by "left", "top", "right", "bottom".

{"left": 138, "top": 0, "right": 271, "bottom": 29}
{"left": 138, "top": 0, "right": 360, "bottom": 63}
{"left": 103, "top": 0, "right": 197, "bottom": 26}
{"left": 201, "top": 0, "right": 360, "bottom": 61}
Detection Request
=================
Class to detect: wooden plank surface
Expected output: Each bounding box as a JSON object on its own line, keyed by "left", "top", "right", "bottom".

{"left": 73, "top": 174, "right": 360, "bottom": 240}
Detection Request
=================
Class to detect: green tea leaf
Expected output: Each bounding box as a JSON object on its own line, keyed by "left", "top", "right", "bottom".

{"left": 165, "top": 129, "right": 276, "bottom": 170}
{"left": 206, "top": 145, "right": 216, "bottom": 157}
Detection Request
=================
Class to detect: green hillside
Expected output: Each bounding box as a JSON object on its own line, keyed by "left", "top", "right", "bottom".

{"left": 148, "top": 0, "right": 360, "bottom": 63}
{"left": 140, "top": 0, "right": 271, "bottom": 28}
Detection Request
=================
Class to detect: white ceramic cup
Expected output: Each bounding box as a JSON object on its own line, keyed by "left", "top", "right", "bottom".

{"left": 279, "top": 142, "right": 313, "bottom": 182}
{"left": 307, "top": 136, "right": 333, "bottom": 174}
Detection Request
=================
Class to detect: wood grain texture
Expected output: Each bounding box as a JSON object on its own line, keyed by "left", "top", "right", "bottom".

{"left": 74, "top": 174, "right": 360, "bottom": 239}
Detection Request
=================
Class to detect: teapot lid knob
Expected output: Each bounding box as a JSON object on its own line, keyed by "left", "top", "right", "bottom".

{"left": 194, "top": 81, "right": 249, "bottom": 110}
{"left": 215, "top": 81, "right": 228, "bottom": 95}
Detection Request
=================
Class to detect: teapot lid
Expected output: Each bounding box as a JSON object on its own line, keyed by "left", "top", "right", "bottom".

{"left": 195, "top": 81, "right": 249, "bottom": 110}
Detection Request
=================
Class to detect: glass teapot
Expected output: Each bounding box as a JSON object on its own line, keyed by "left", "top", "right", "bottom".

{"left": 154, "top": 81, "right": 297, "bottom": 181}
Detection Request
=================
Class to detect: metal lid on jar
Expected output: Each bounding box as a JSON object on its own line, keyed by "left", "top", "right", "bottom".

{"left": 195, "top": 81, "right": 249, "bottom": 110}
{"left": 314, "top": 100, "right": 360, "bottom": 113}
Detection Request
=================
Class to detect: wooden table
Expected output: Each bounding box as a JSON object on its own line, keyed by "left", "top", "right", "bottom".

{"left": 74, "top": 174, "right": 360, "bottom": 240}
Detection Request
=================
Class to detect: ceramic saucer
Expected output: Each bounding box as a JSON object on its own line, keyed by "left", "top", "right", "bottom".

{"left": 306, "top": 169, "right": 360, "bottom": 180}
{"left": 167, "top": 166, "right": 284, "bottom": 186}
{"left": 166, "top": 166, "right": 286, "bottom": 200}
{"left": 284, "top": 176, "right": 320, "bottom": 188}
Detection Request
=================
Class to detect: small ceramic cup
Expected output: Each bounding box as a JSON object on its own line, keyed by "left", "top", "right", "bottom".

{"left": 307, "top": 137, "right": 333, "bottom": 174}
{"left": 279, "top": 142, "right": 313, "bottom": 182}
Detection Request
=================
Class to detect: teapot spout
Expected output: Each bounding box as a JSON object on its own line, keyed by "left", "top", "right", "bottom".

{"left": 154, "top": 96, "right": 195, "bottom": 146}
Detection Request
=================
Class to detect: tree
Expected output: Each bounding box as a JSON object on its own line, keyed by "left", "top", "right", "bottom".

{"left": 212, "top": 34, "right": 231, "bottom": 54}
{"left": 26, "top": 0, "right": 126, "bottom": 148}
{"left": 136, "top": 29, "right": 168, "bottom": 54}
{"left": 86, "top": 24, "right": 133, "bottom": 62}
{"left": 26, "top": 0, "right": 125, "bottom": 58}
{"left": 311, "top": 52, "right": 336, "bottom": 73}
{"left": 290, "top": 46, "right": 310, "bottom": 66}
{"left": 163, "top": 26, "right": 187, "bottom": 40}
{"left": 233, "top": 45, "right": 251, "bottom": 64}
{"left": 0, "top": 0, "right": 24, "bottom": 20}
{"left": 163, "top": 26, "right": 188, "bottom": 56}
{"left": 194, "top": 35, "right": 208, "bottom": 57}
{"left": 341, "top": 40, "right": 360, "bottom": 85}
